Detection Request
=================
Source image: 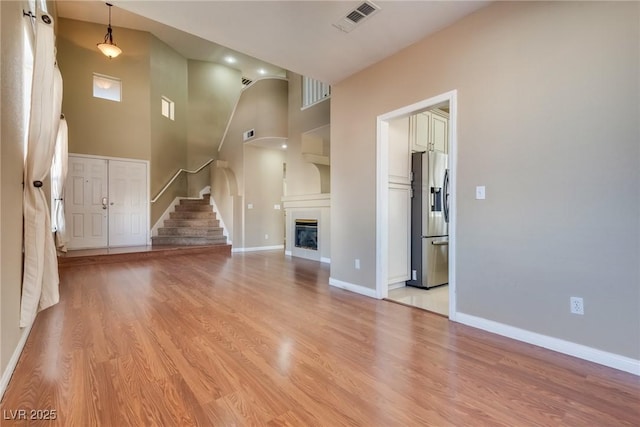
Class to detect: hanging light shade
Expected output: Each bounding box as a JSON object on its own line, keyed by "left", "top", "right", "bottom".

{"left": 97, "top": 3, "right": 122, "bottom": 59}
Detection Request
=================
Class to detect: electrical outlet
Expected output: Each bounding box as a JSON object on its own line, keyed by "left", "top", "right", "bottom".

{"left": 570, "top": 297, "right": 584, "bottom": 315}
{"left": 264, "top": 234, "right": 269, "bottom": 240}
{"left": 355, "top": 259, "right": 360, "bottom": 270}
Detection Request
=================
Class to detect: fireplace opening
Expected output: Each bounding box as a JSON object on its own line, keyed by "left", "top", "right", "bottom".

{"left": 295, "top": 219, "right": 318, "bottom": 251}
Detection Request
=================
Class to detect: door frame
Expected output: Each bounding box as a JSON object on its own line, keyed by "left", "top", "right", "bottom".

{"left": 375, "top": 90, "right": 458, "bottom": 321}
{"left": 67, "top": 153, "right": 151, "bottom": 246}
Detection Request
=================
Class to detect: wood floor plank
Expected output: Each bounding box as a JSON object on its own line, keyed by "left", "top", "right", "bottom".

{"left": 1, "top": 251, "right": 638, "bottom": 426}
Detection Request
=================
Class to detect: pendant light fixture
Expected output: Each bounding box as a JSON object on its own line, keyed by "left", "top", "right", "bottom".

{"left": 97, "top": 3, "right": 122, "bottom": 59}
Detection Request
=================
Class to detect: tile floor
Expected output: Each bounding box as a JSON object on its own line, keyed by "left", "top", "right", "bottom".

{"left": 386, "top": 285, "right": 449, "bottom": 316}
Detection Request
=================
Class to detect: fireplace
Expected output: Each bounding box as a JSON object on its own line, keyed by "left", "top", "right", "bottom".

{"left": 295, "top": 219, "right": 318, "bottom": 251}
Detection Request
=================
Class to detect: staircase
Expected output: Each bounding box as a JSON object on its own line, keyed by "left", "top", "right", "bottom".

{"left": 152, "top": 194, "right": 227, "bottom": 246}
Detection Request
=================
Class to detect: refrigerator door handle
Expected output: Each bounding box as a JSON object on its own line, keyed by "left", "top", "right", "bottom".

{"left": 431, "top": 240, "right": 449, "bottom": 246}
{"left": 443, "top": 168, "right": 450, "bottom": 223}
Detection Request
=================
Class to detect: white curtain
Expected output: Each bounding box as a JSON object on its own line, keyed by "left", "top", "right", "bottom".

{"left": 51, "top": 117, "right": 68, "bottom": 252}
{"left": 20, "top": 11, "right": 63, "bottom": 328}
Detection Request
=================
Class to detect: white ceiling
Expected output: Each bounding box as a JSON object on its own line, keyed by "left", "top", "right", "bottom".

{"left": 57, "top": 0, "right": 490, "bottom": 84}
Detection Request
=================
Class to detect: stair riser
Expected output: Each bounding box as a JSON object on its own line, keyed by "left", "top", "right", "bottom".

{"left": 152, "top": 236, "right": 227, "bottom": 246}
{"left": 179, "top": 198, "right": 210, "bottom": 205}
{"left": 158, "top": 229, "right": 224, "bottom": 237}
{"left": 170, "top": 212, "right": 217, "bottom": 219}
{"left": 174, "top": 205, "right": 212, "bottom": 212}
{"left": 163, "top": 219, "right": 219, "bottom": 227}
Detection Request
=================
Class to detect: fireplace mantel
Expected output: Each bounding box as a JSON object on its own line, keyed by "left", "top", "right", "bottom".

{"left": 282, "top": 193, "right": 330, "bottom": 209}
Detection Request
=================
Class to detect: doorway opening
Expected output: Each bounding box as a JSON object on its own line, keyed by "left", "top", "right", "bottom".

{"left": 376, "top": 91, "right": 457, "bottom": 320}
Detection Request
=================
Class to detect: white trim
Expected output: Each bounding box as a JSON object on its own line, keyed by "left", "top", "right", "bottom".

{"left": 198, "top": 186, "right": 211, "bottom": 198}
{"left": 0, "top": 321, "right": 35, "bottom": 400}
{"left": 457, "top": 313, "right": 640, "bottom": 376}
{"left": 199, "top": 186, "right": 230, "bottom": 243}
{"left": 285, "top": 250, "right": 292, "bottom": 256}
{"left": 388, "top": 281, "right": 405, "bottom": 291}
{"left": 329, "top": 278, "right": 378, "bottom": 299}
{"left": 375, "top": 90, "right": 458, "bottom": 318}
{"left": 232, "top": 245, "right": 284, "bottom": 253}
{"left": 300, "top": 95, "right": 331, "bottom": 111}
{"left": 150, "top": 196, "right": 180, "bottom": 240}
{"left": 320, "top": 257, "right": 331, "bottom": 264}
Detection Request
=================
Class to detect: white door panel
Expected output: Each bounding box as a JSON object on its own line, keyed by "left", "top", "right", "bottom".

{"left": 66, "top": 156, "right": 108, "bottom": 249}
{"left": 65, "top": 156, "right": 148, "bottom": 249}
{"left": 108, "top": 160, "right": 148, "bottom": 247}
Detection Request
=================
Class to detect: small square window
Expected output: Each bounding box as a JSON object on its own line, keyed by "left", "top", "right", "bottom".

{"left": 93, "top": 73, "right": 121, "bottom": 102}
{"left": 161, "top": 97, "right": 175, "bottom": 120}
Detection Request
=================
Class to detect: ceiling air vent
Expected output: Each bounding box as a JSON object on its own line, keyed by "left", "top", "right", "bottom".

{"left": 333, "top": 1, "right": 380, "bottom": 33}
{"left": 242, "top": 77, "right": 253, "bottom": 86}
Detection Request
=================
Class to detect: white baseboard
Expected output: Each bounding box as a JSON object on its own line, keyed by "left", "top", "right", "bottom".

{"left": 329, "top": 277, "right": 378, "bottom": 299}
{"left": 456, "top": 312, "right": 640, "bottom": 376}
{"left": 0, "top": 321, "right": 35, "bottom": 400}
{"left": 150, "top": 196, "right": 180, "bottom": 239}
{"left": 199, "top": 186, "right": 211, "bottom": 198}
{"left": 285, "top": 250, "right": 292, "bottom": 257}
{"left": 320, "top": 257, "right": 331, "bottom": 264}
{"left": 388, "top": 281, "right": 406, "bottom": 291}
{"left": 232, "top": 245, "right": 284, "bottom": 253}
{"left": 203, "top": 187, "right": 230, "bottom": 242}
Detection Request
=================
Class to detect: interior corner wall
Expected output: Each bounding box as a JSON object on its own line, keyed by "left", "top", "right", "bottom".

{"left": 286, "top": 72, "right": 330, "bottom": 196}
{"left": 149, "top": 36, "right": 188, "bottom": 224}
{"left": 216, "top": 78, "right": 288, "bottom": 248}
{"left": 331, "top": 1, "right": 639, "bottom": 359}
{"left": 186, "top": 60, "right": 242, "bottom": 196}
{"left": 0, "top": 0, "right": 27, "bottom": 379}
{"left": 243, "top": 146, "right": 285, "bottom": 248}
{"left": 57, "top": 18, "right": 151, "bottom": 161}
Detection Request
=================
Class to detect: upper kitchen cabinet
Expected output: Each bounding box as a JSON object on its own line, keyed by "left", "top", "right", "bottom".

{"left": 410, "top": 108, "right": 449, "bottom": 154}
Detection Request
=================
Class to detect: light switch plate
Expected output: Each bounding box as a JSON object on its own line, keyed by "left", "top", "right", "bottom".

{"left": 475, "top": 186, "right": 486, "bottom": 200}
{"left": 247, "top": 203, "right": 254, "bottom": 209}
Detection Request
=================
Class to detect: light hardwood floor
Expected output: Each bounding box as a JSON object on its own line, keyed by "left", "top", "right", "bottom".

{"left": 1, "top": 251, "right": 638, "bottom": 426}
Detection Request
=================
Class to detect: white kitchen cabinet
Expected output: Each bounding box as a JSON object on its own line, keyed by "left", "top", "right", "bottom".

{"left": 431, "top": 110, "right": 448, "bottom": 154}
{"left": 410, "top": 109, "right": 449, "bottom": 153}
{"left": 411, "top": 112, "right": 430, "bottom": 152}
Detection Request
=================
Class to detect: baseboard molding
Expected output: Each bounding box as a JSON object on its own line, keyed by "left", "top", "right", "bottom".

{"left": 232, "top": 245, "right": 284, "bottom": 253}
{"left": 204, "top": 187, "right": 230, "bottom": 243}
{"left": 329, "top": 277, "right": 378, "bottom": 299}
{"left": 388, "top": 281, "right": 406, "bottom": 291}
{"left": 284, "top": 250, "right": 292, "bottom": 257}
{"left": 320, "top": 257, "right": 331, "bottom": 264}
{"left": 0, "top": 321, "right": 35, "bottom": 400}
{"left": 150, "top": 196, "right": 180, "bottom": 239}
{"left": 456, "top": 313, "right": 640, "bottom": 376}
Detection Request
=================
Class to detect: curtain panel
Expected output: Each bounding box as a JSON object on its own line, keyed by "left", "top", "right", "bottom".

{"left": 52, "top": 118, "right": 68, "bottom": 252}
{"left": 20, "top": 11, "right": 63, "bottom": 328}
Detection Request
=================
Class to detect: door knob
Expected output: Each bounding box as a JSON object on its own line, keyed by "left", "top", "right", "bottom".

{"left": 101, "top": 197, "right": 108, "bottom": 209}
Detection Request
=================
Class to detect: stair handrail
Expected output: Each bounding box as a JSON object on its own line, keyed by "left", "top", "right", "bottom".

{"left": 151, "top": 158, "right": 214, "bottom": 203}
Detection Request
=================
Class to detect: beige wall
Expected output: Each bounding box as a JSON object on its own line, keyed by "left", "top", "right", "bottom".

{"left": 244, "top": 146, "right": 285, "bottom": 248}
{"left": 57, "top": 18, "right": 151, "bottom": 161}
{"left": 57, "top": 19, "right": 196, "bottom": 225}
{"left": 331, "top": 1, "right": 639, "bottom": 358}
{"left": 186, "top": 60, "right": 242, "bottom": 196}
{"left": 0, "top": 0, "right": 28, "bottom": 380}
{"left": 149, "top": 37, "right": 188, "bottom": 223}
{"left": 286, "top": 72, "right": 331, "bottom": 196}
{"left": 215, "top": 78, "right": 288, "bottom": 248}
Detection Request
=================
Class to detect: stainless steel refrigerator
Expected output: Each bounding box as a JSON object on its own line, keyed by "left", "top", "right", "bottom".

{"left": 406, "top": 151, "right": 449, "bottom": 289}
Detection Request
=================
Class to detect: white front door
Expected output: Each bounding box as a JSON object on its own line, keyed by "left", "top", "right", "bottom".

{"left": 66, "top": 156, "right": 109, "bottom": 249}
{"left": 65, "top": 155, "right": 148, "bottom": 249}
{"left": 108, "top": 160, "right": 148, "bottom": 247}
